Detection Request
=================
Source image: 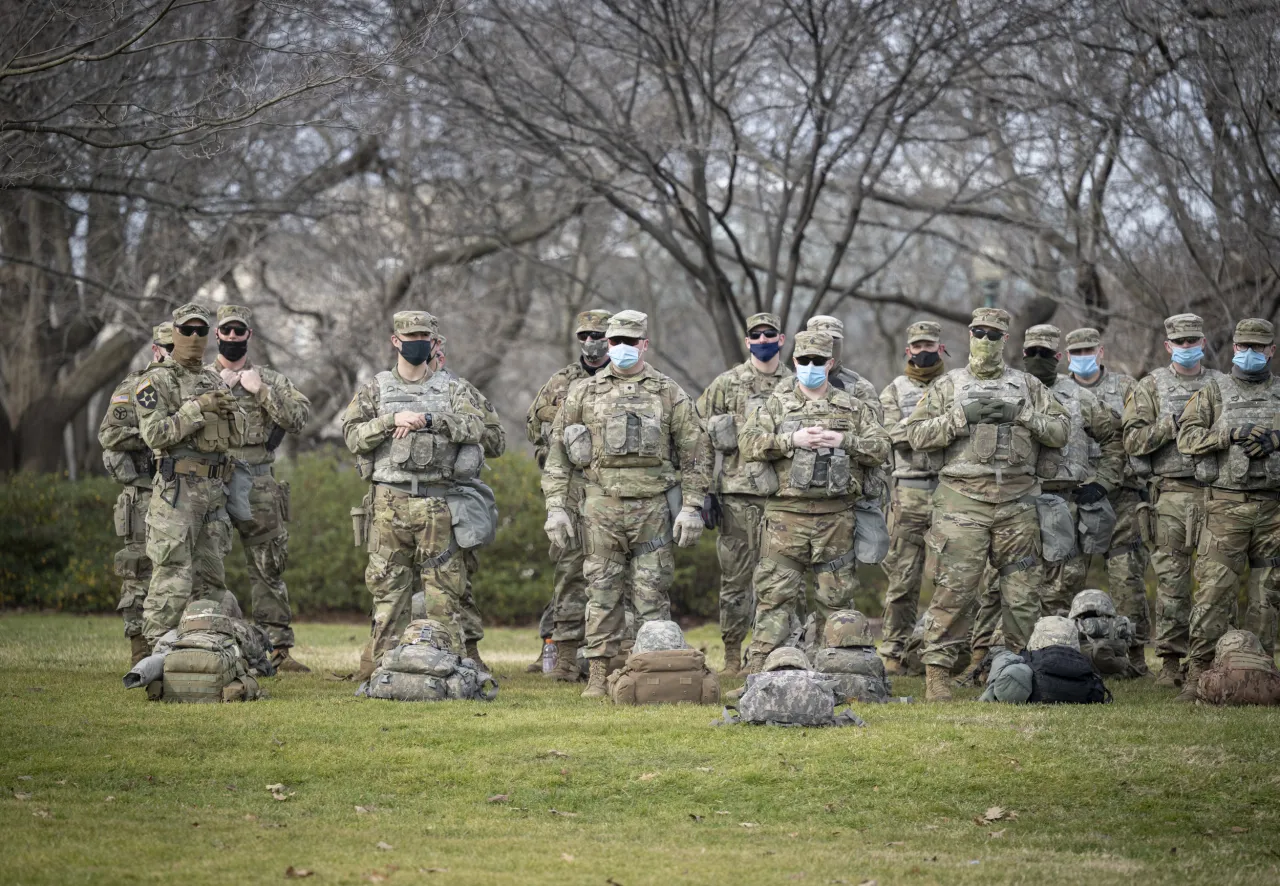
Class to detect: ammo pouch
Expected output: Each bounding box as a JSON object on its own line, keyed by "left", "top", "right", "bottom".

{"left": 113, "top": 490, "right": 133, "bottom": 538}
{"left": 608, "top": 649, "right": 719, "bottom": 705}
{"left": 350, "top": 488, "right": 373, "bottom": 548}
{"left": 390, "top": 429, "right": 446, "bottom": 471}
{"left": 790, "top": 448, "right": 851, "bottom": 495}
{"left": 113, "top": 548, "right": 143, "bottom": 579}
{"left": 452, "top": 443, "right": 483, "bottom": 479}
{"left": 103, "top": 449, "right": 139, "bottom": 485}
{"left": 707, "top": 413, "right": 739, "bottom": 453}
{"left": 853, "top": 499, "right": 890, "bottom": 564}
{"left": 563, "top": 423, "right": 593, "bottom": 467}
{"left": 355, "top": 454, "right": 374, "bottom": 480}
{"left": 226, "top": 463, "right": 255, "bottom": 522}
{"left": 738, "top": 460, "right": 781, "bottom": 496}
{"left": 1076, "top": 496, "right": 1117, "bottom": 555}
{"left": 1035, "top": 494, "right": 1077, "bottom": 563}
{"left": 446, "top": 479, "right": 499, "bottom": 549}
{"left": 602, "top": 409, "right": 662, "bottom": 462}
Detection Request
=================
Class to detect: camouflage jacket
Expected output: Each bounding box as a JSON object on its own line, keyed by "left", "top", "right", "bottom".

{"left": 830, "top": 364, "right": 884, "bottom": 422}
{"left": 208, "top": 359, "right": 311, "bottom": 465}
{"left": 1122, "top": 364, "right": 1224, "bottom": 480}
{"left": 1074, "top": 367, "right": 1141, "bottom": 489}
{"left": 543, "top": 362, "right": 710, "bottom": 508}
{"left": 446, "top": 370, "right": 505, "bottom": 459}
{"left": 134, "top": 361, "right": 241, "bottom": 457}
{"left": 98, "top": 368, "right": 154, "bottom": 486}
{"left": 341, "top": 367, "right": 489, "bottom": 457}
{"left": 695, "top": 359, "right": 793, "bottom": 495}
{"left": 880, "top": 373, "right": 944, "bottom": 479}
{"left": 526, "top": 361, "right": 595, "bottom": 467}
{"left": 1041, "top": 375, "right": 1124, "bottom": 491}
{"left": 1177, "top": 372, "right": 1280, "bottom": 491}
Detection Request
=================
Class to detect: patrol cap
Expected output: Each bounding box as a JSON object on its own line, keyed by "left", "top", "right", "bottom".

{"left": 606, "top": 310, "right": 649, "bottom": 339}
{"left": 746, "top": 312, "right": 782, "bottom": 334}
{"left": 393, "top": 310, "right": 438, "bottom": 335}
{"left": 762, "top": 646, "right": 811, "bottom": 672}
{"left": 1028, "top": 615, "right": 1080, "bottom": 651}
{"left": 216, "top": 304, "right": 253, "bottom": 328}
{"left": 172, "top": 302, "right": 213, "bottom": 326}
{"left": 970, "top": 307, "right": 1010, "bottom": 332}
{"left": 1215, "top": 629, "right": 1265, "bottom": 658}
{"left": 793, "top": 330, "right": 833, "bottom": 358}
{"left": 1234, "top": 318, "right": 1275, "bottom": 346}
{"left": 152, "top": 322, "right": 174, "bottom": 346}
{"left": 807, "top": 314, "right": 844, "bottom": 339}
{"left": 1065, "top": 327, "right": 1101, "bottom": 350}
{"left": 575, "top": 309, "right": 612, "bottom": 334}
{"left": 1164, "top": 313, "right": 1204, "bottom": 340}
{"left": 906, "top": 320, "right": 941, "bottom": 343}
{"left": 1023, "top": 324, "right": 1061, "bottom": 351}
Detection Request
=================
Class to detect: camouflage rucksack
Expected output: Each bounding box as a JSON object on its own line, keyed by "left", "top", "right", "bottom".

{"left": 1197, "top": 630, "right": 1280, "bottom": 706}
{"left": 811, "top": 647, "right": 891, "bottom": 703}
{"left": 360, "top": 620, "right": 498, "bottom": 702}
{"left": 716, "top": 647, "right": 864, "bottom": 727}
{"left": 1069, "top": 590, "right": 1137, "bottom": 677}
{"left": 608, "top": 648, "right": 720, "bottom": 705}
{"left": 160, "top": 601, "right": 263, "bottom": 703}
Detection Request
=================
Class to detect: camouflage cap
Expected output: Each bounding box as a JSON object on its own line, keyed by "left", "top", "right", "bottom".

{"left": 1068, "top": 589, "right": 1116, "bottom": 621}
{"left": 1234, "top": 318, "right": 1275, "bottom": 346}
{"left": 1215, "top": 629, "right": 1265, "bottom": 659}
{"left": 906, "top": 320, "right": 941, "bottom": 343}
{"left": 216, "top": 304, "right": 253, "bottom": 328}
{"left": 822, "top": 610, "right": 874, "bottom": 648}
{"left": 970, "top": 306, "right": 1010, "bottom": 332}
{"left": 152, "top": 321, "right": 174, "bottom": 346}
{"left": 575, "top": 309, "right": 612, "bottom": 334}
{"left": 1065, "top": 327, "right": 1101, "bottom": 350}
{"left": 793, "top": 330, "right": 833, "bottom": 358}
{"left": 1164, "top": 313, "right": 1204, "bottom": 339}
{"left": 807, "top": 314, "right": 844, "bottom": 339}
{"left": 1023, "top": 323, "right": 1061, "bottom": 351}
{"left": 172, "top": 302, "right": 213, "bottom": 326}
{"left": 632, "top": 619, "right": 687, "bottom": 654}
{"left": 393, "top": 310, "right": 438, "bottom": 335}
{"left": 762, "top": 646, "right": 811, "bottom": 672}
{"left": 1028, "top": 615, "right": 1080, "bottom": 651}
{"left": 606, "top": 309, "right": 648, "bottom": 339}
{"left": 746, "top": 312, "right": 782, "bottom": 334}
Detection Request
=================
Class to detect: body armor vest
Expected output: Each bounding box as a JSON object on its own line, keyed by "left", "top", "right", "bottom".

{"left": 1147, "top": 366, "right": 1222, "bottom": 478}
{"left": 1037, "top": 377, "right": 1100, "bottom": 484}
{"left": 583, "top": 373, "right": 674, "bottom": 470}
{"left": 166, "top": 366, "right": 239, "bottom": 456}
{"left": 888, "top": 375, "right": 943, "bottom": 478}
{"left": 371, "top": 370, "right": 482, "bottom": 485}
{"left": 217, "top": 363, "right": 272, "bottom": 464}
{"left": 941, "top": 367, "right": 1040, "bottom": 481}
{"left": 1215, "top": 374, "right": 1280, "bottom": 490}
{"left": 772, "top": 387, "right": 865, "bottom": 500}
{"left": 716, "top": 362, "right": 791, "bottom": 495}
{"left": 1081, "top": 369, "right": 1140, "bottom": 485}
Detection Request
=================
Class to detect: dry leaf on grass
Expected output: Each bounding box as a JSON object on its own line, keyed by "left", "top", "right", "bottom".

{"left": 17, "top": 776, "right": 32, "bottom": 781}
{"left": 689, "top": 814, "right": 704, "bottom": 822}
{"left": 561, "top": 853, "right": 575, "bottom": 862}
{"left": 13, "top": 792, "right": 31, "bottom": 801}
{"left": 486, "top": 794, "right": 510, "bottom": 804}
{"left": 637, "top": 772, "right": 658, "bottom": 781}
{"left": 1231, "top": 827, "right": 1249, "bottom": 834}
{"left": 549, "top": 809, "right": 578, "bottom": 817}
{"left": 989, "top": 829, "right": 1006, "bottom": 839}
{"left": 715, "top": 810, "right": 730, "bottom": 815}
{"left": 376, "top": 841, "right": 394, "bottom": 851}
{"left": 284, "top": 867, "right": 314, "bottom": 879}
{"left": 740, "top": 822, "right": 758, "bottom": 829}
{"left": 244, "top": 814, "right": 259, "bottom": 821}
{"left": 266, "top": 784, "right": 294, "bottom": 801}
{"left": 983, "top": 806, "right": 1006, "bottom": 822}
{"left": 886, "top": 841, "right": 905, "bottom": 847}
{"left": 858, "top": 880, "right": 879, "bottom": 886}
{"left": 355, "top": 806, "right": 372, "bottom": 814}
{"left": 105, "top": 796, "right": 115, "bottom": 802}
{"left": 546, "top": 750, "right": 570, "bottom": 758}
{"left": 695, "top": 767, "right": 714, "bottom": 773}
{"left": 32, "top": 809, "right": 50, "bottom": 818}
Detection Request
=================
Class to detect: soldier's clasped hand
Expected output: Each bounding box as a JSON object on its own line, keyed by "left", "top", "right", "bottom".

{"left": 791, "top": 426, "right": 832, "bottom": 450}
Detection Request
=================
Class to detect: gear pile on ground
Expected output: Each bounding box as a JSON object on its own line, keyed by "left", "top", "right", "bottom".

{"left": 1196, "top": 630, "right": 1280, "bottom": 706}
{"left": 1069, "top": 589, "right": 1142, "bottom": 678}
{"left": 809, "top": 609, "right": 892, "bottom": 703}
{"left": 607, "top": 620, "right": 719, "bottom": 705}
{"left": 716, "top": 646, "right": 865, "bottom": 727}
{"left": 359, "top": 618, "right": 498, "bottom": 702}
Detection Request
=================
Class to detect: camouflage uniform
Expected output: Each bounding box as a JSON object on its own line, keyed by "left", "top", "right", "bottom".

{"left": 905, "top": 307, "right": 1069, "bottom": 700}
{"left": 1122, "top": 313, "right": 1223, "bottom": 676}
{"left": 135, "top": 304, "right": 243, "bottom": 644}
{"left": 342, "top": 311, "right": 492, "bottom": 679}
{"left": 696, "top": 311, "right": 794, "bottom": 665}
{"left": 210, "top": 305, "right": 311, "bottom": 650}
{"left": 1175, "top": 318, "right": 1280, "bottom": 697}
{"left": 542, "top": 310, "right": 710, "bottom": 684}
{"left": 739, "top": 331, "right": 891, "bottom": 666}
{"left": 98, "top": 322, "right": 172, "bottom": 662}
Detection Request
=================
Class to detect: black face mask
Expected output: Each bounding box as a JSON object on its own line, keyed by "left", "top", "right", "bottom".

{"left": 218, "top": 338, "right": 249, "bottom": 361}
{"left": 399, "top": 339, "right": 433, "bottom": 366}
{"left": 1024, "top": 355, "right": 1060, "bottom": 386}
{"left": 908, "top": 350, "right": 942, "bottom": 368}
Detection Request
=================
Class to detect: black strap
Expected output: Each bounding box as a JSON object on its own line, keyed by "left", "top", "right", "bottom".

{"left": 628, "top": 531, "right": 672, "bottom": 560}
{"left": 998, "top": 555, "right": 1037, "bottom": 576}
{"left": 1104, "top": 540, "right": 1145, "bottom": 560}
{"left": 423, "top": 537, "right": 459, "bottom": 570}
{"left": 1250, "top": 555, "right": 1280, "bottom": 569}
{"left": 814, "top": 548, "right": 858, "bottom": 574}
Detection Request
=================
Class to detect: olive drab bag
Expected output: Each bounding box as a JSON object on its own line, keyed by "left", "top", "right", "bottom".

{"left": 810, "top": 647, "right": 891, "bottom": 703}
{"left": 360, "top": 620, "right": 498, "bottom": 702}
{"left": 608, "top": 648, "right": 719, "bottom": 705}
{"left": 1035, "top": 494, "right": 1077, "bottom": 563}
{"left": 160, "top": 603, "right": 263, "bottom": 703}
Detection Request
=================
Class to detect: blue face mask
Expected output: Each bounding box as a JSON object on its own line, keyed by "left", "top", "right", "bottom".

{"left": 1233, "top": 348, "right": 1270, "bottom": 372}
{"left": 608, "top": 343, "right": 640, "bottom": 369}
{"left": 749, "top": 340, "right": 782, "bottom": 362}
{"left": 796, "top": 363, "right": 828, "bottom": 389}
{"left": 1068, "top": 354, "right": 1099, "bottom": 376}
{"left": 1171, "top": 345, "right": 1204, "bottom": 368}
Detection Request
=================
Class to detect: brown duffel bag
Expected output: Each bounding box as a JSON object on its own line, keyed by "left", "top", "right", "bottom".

{"left": 608, "top": 649, "right": 720, "bottom": 705}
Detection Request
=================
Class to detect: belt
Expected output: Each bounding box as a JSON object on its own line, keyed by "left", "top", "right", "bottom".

{"left": 895, "top": 478, "right": 938, "bottom": 490}
{"left": 1157, "top": 477, "right": 1211, "bottom": 491}
{"left": 377, "top": 480, "right": 458, "bottom": 499}
{"left": 1209, "top": 487, "right": 1280, "bottom": 502}
{"left": 165, "top": 456, "right": 230, "bottom": 481}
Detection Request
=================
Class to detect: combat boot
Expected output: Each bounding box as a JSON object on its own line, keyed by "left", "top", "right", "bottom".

{"left": 1128, "top": 645, "right": 1151, "bottom": 677}
{"left": 549, "top": 640, "right": 582, "bottom": 682}
{"left": 882, "top": 656, "right": 908, "bottom": 677}
{"left": 465, "top": 640, "right": 489, "bottom": 673}
{"left": 581, "top": 659, "right": 609, "bottom": 698}
{"left": 722, "top": 641, "right": 743, "bottom": 676}
{"left": 525, "top": 650, "right": 544, "bottom": 673}
{"left": 1154, "top": 655, "right": 1183, "bottom": 688}
{"left": 129, "top": 634, "right": 151, "bottom": 667}
{"left": 271, "top": 648, "right": 312, "bottom": 673}
{"left": 743, "top": 649, "right": 768, "bottom": 676}
{"left": 925, "top": 664, "right": 953, "bottom": 702}
{"left": 1174, "top": 659, "right": 1204, "bottom": 703}
{"left": 952, "top": 648, "right": 988, "bottom": 687}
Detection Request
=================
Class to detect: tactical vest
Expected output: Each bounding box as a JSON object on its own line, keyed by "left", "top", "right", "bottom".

{"left": 581, "top": 371, "right": 675, "bottom": 470}
{"left": 810, "top": 647, "right": 890, "bottom": 703}
{"left": 607, "top": 649, "right": 720, "bottom": 705}
{"left": 1037, "top": 378, "right": 1100, "bottom": 484}
{"left": 1080, "top": 369, "right": 1142, "bottom": 485}
{"left": 371, "top": 370, "right": 482, "bottom": 485}
{"left": 714, "top": 362, "right": 791, "bottom": 495}
{"left": 217, "top": 363, "right": 274, "bottom": 463}
{"left": 941, "top": 367, "right": 1039, "bottom": 481}
{"left": 364, "top": 643, "right": 498, "bottom": 702}
{"left": 1214, "top": 374, "right": 1280, "bottom": 490}
{"left": 164, "top": 365, "right": 241, "bottom": 456}
{"left": 772, "top": 386, "right": 866, "bottom": 500}
{"left": 1140, "top": 366, "right": 1221, "bottom": 478}
{"left": 887, "top": 375, "right": 943, "bottom": 478}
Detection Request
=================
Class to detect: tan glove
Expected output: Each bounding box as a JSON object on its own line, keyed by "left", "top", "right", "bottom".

{"left": 544, "top": 508, "right": 575, "bottom": 549}
{"left": 194, "top": 390, "right": 236, "bottom": 417}
{"left": 673, "top": 506, "right": 704, "bottom": 548}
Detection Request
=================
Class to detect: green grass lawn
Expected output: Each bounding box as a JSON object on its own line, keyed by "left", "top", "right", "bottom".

{"left": 1, "top": 615, "right": 1278, "bottom": 885}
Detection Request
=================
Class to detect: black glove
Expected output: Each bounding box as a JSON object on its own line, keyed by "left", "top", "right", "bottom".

{"left": 1243, "top": 428, "right": 1280, "bottom": 458}
{"left": 980, "top": 400, "right": 1021, "bottom": 424}
{"left": 1230, "top": 424, "right": 1257, "bottom": 444}
{"left": 1074, "top": 482, "right": 1108, "bottom": 505}
{"left": 700, "top": 493, "right": 724, "bottom": 530}
{"left": 962, "top": 398, "right": 988, "bottom": 425}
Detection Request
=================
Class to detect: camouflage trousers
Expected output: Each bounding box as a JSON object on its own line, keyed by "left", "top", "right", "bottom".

{"left": 548, "top": 475, "right": 589, "bottom": 643}
{"left": 878, "top": 482, "right": 934, "bottom": 660}
{"left": 748, "top": 505, "right": 859, "bottom": 658}
{"left": 717, "top": 494, "right": 767, "bottom": 647}
{"left": 921, "top": 484, "right": 1042, "bottom": 668}
{"left": 970, "top": 563, "right": 1005, "bottom": 652}
{"left": 360, "top": 485, "right": 468, "bottom": 679}
{"left": 581, "top": 489, "right": 673, "bottom": 660}
{"left": 1190, "top": 491, "right": 1280, "bottom": 665}
{"left": 112, "top": 485, "right": 152, "bottom": 638}
{"left": 230, "top": 471, "right": 295, "bottom": 649}
{"left": 459, "top": 549, "right": 486, "bottom": 643}
{"left": 1150, "top": 481, "right": 1202, "bottom": 659}
{"left": 1103, "top": 487, "right": 1151, "bottom": 647}
{"left": 142, "top": 475, "right": 233, "bottom": 644}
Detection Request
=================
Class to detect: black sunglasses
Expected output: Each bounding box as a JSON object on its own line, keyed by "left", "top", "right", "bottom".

{"left": 970, "top": 327, "right": 1003, "bottom": 341}
{"left": 176, "top": 324, "right": 209, "bottom": 337}
{"left": 747, "top": 329, "right": 780, "bottom": 340}
{"left": 795, "top": 355, "right": 829, "bottom": 366}
{"left": 1235, "top": 343, "right": 1267, "bottom": 352}
{"left": 577, "top": 331, "right": 605, "bottom": 341}
{"left": 1024, "top": 347, "right": 1056, "bottom": 359}
{"left": 1170, "top": 337, "right": 1200, "bottom": 346}
{"left": 608, "top": 336, "right": 640, "bottom": 346}
{"left": 219, "top": 324, "right": 249, "bottom": 336}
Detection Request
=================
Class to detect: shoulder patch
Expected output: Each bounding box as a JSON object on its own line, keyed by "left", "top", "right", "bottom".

{"left": 135, "top": 380, "right": 158, "bottom": 410}
{"left": 111, "top": 393, "right": 131, "bottom": 405}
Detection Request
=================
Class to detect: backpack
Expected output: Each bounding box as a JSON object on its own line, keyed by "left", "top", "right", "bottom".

{"left": 161, "top": 631, "right": 261, "bottom": 703}
{"left": 1076, "top": 616, "right": 1136, "bottom": 677}
{"left": 608, "top": 649, "right": 719, "bottom": 705}
{"left": 1026, "top": 646, "right": 1111, "bottom": 704}
{"left": 810, "top": 647, "right": 890, "bottom": 703}
{"left": 362, "top": 644, "right": 497, "bottom": 702}
{"left": 1196, "top": 651, "right": 1280, "bottom": 706}
{"left": 716, "top": 671, "right": 864, "bottom": 727}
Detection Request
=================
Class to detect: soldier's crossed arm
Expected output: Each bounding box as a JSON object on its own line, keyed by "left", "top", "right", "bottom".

{"left": 257, "top": 370, "right": 311, "bottom": 434}
{"left": 739, "top": 397, "right": 789, "bottom": 462}
{"left": 431, "top": 381, "right": 487, "bottom": 445}
{"left": 341, "top": 380, "right": 394, "bottom": 455}
{"left": 1176, "top": 383, "right": 1229, "bottom": 456}
{"left": 1021, "top": 377, "right": 1069, "bottom": 448}
{"left": 1085, "top": 396, "right": 1124, "bottom": 491}
{"left": 136, "top": 370, "right": 207, "bottom": 451}
{"left": 842, "top": 401, "right": 892, "bottom": 467}
{"left": 904, "top": 376, "right": 962, "bottom": 452}
{"left": 878, "top": 383, "right": 910, "bottom": 447}
{"left": 1121, "top": 377, "right": 1173, "bottom": 457}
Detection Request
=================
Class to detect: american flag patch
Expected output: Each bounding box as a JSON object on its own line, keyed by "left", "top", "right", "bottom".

{"left": 111, "top": 393, "right": 131, "bottom": 404}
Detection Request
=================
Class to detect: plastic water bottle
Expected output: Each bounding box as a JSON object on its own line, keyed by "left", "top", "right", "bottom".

{"left": 541, "top": 639, "right": 557, "bottom": 673}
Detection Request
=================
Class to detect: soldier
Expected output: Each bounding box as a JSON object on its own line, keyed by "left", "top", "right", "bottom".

{"left": 905, "top": 307, "right": 1069, "bottom": 702}
{"left": 541, "top": 310, "right": 710, "bottom": 698}
{"left": 99, "top": 321, "right": 173, "bottom": 664}
{"left": 134, "top": 303, "right": 243, "bottom": 645}
{"left": 211, "top": 305, "right": 312, "bottom": 672}
{"left": 342, "top": 311, "right": 493, "bottom": 680}
{"left": 805, "top": 316, "right": 883, "bottom": 414}
{"left": 1122, "top": 313, "right": 1224, "bottom": 686}
{"left": 877, "top": 320, "right": 947, "bottom": 675}
{"left": 1175, "top": 318, "right": 1280, "bottom": 702}
{"left": 738, "top": 331, "right": 891, "bottom": 673}
{"left": 1063, "top": 327, "right": 1152, "bottom": 675}
{"left": 696, "top": 311, "right": 792, "bottom": 675}
{"left": 1023, "top": 324, "right": 1124, "bottom": 615}
{"left": 525, "top": 309, "right": 612, "bottom": 678}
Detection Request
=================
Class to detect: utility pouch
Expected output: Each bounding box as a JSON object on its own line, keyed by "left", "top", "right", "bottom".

{"left": 1194, "top": 456, "right": 1219, "bottom": 485}
{"left": 390, "top": 433, "right": 414, "bottom": 466}
{"left": 789, "top": 448, "right": 817, "bottom": 489}
{"left": 1077, "top": 497, "right": 1118, "bottom": 555}
{"left": 811, "top": 450, "right": 831, "bottom": 487}
{"left": 103, "top": 450, "right": 139, "bottom": 485}
{"left": 1128, "top": 455, "right": 1152, "bottom": 479}
{"left": 827, "top": 450, "right": 851, "bottom": 495}
{"left": 707, "top": 413, "right": 738, "bottom": 453}
{"left": 854, "top": 499, "right": 890, "bottom": 564}
{"left": 113, "top": 548, "right": 142, "bottom": 579}
{"left": 972, "top": 423, "right": 998, "bottom": 462}
{"left": 409, "top": 432, "right": 436, "bottom": 469}
{"left": 1036, "top": 494, "right": 1077, "bottom": 563}
{"left": 265, "top": 424, "right": 286, "bottom": 452}
{"left": 351, "top": 489, "right": 372, "bottom": 548}
{"left": 355, "top": 454, "right": 374, "bottom": 480}
{"left": 1136, "top": 500, "right": 1156, "bottom": 545}
{"left": 226, "top": 464, "right": 254, "bottom": 522}
{"left": 453, "top": 443, "right": 483, "bottom": 479}
{"left": 113, "top": 491, "right": 132, "bottom": 538}
{"left": 625, "top": 413, "right": 641, "bottom": 453}
{"left": 564, "top": 424, "right": 593, "bottom": 467}
{"left": 740, "top": 460, "right": 780, "bottom": 496}
{"left": 1225, "top": 446, "right": 1250, "bottom": 485}
{"left": 159, "top": 457, "right": 176, "bottom": 483}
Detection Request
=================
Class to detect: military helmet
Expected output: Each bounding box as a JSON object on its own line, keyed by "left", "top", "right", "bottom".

{"left": 153, "top": 321, "right": 174, "bottom": 347}
{"left": 1068, "top": 589, "right": 1116, "bottom": 621}
{"left": 762, "top": 646, "right": 811, "bottom": 672}
{"left": 823, "top": 610, "right": 875, "bottom": 648}
{"left": 1028, "top": 615, "right": 1080, "bottom": 651}
{"left": 400, "top": 618, "right": 457, "bottom": 653}
{"left": 1215, "top": 629, "right": 1265, "bottom": 659}
{"left": 632, "top": 619, "right": 687, "bottom": 654}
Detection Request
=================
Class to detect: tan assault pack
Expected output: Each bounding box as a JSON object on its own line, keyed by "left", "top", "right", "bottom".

{"left": 608, "top": 648, "right": 720, "bottom": 705}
